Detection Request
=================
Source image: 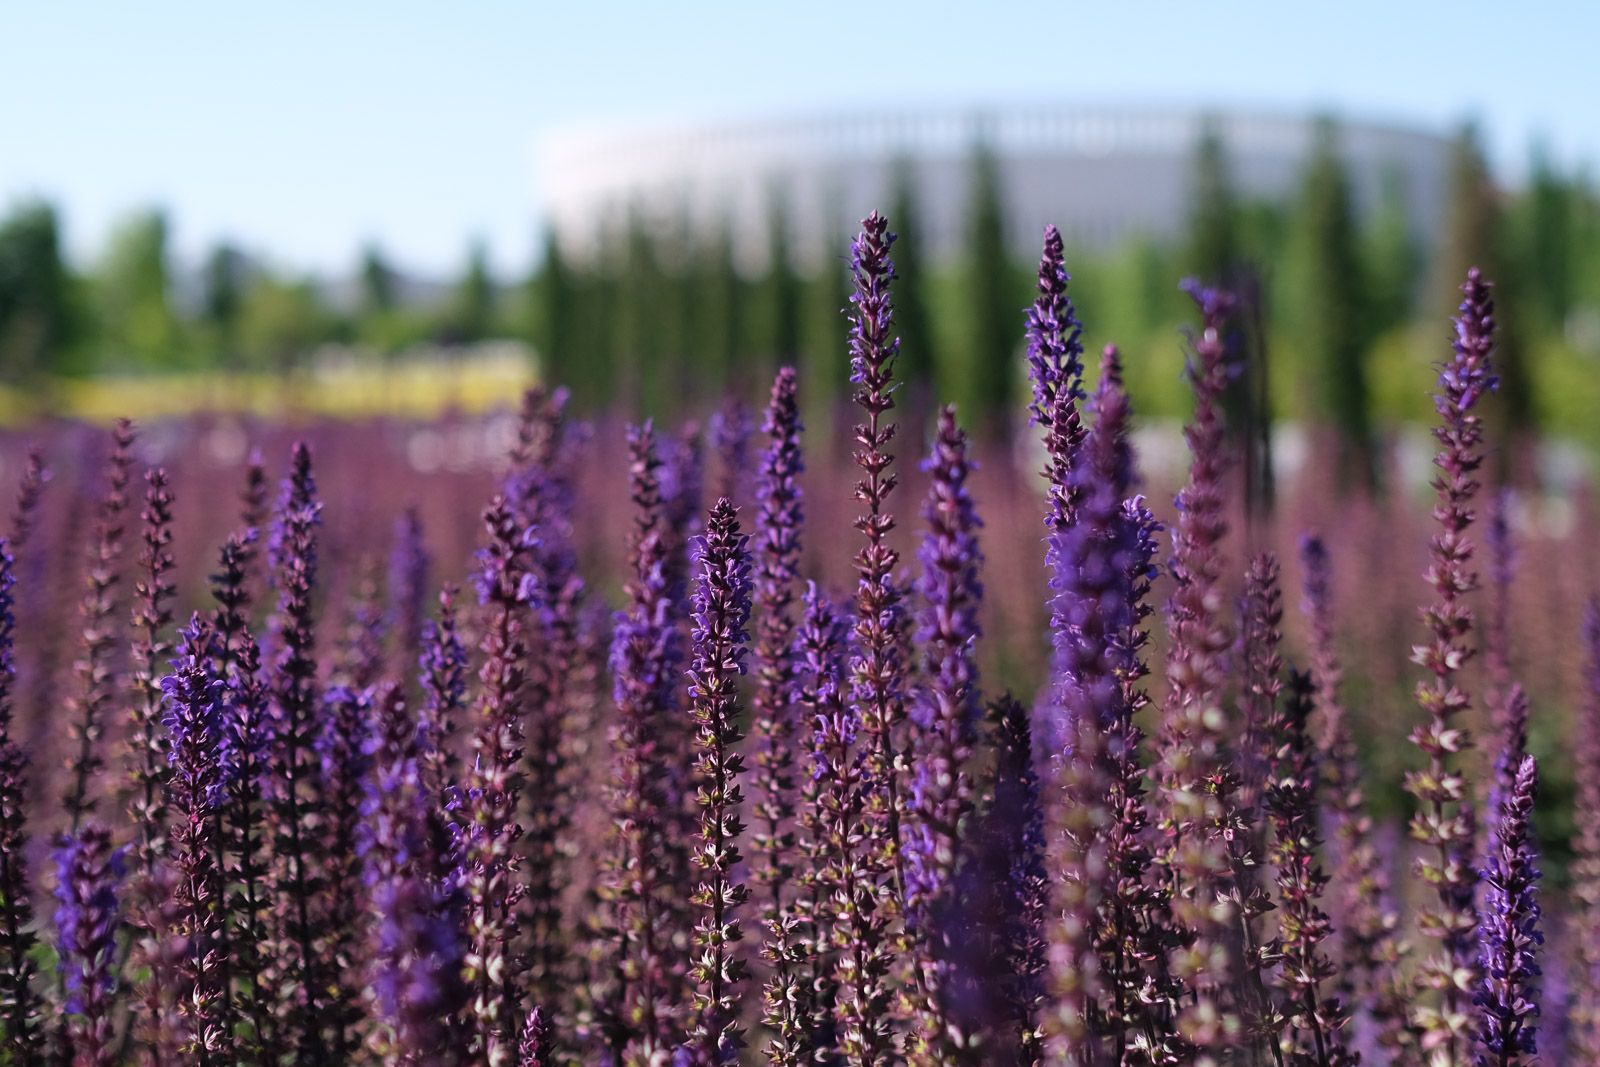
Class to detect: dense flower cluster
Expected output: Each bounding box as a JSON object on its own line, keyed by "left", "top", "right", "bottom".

{"left": 0, "top": 215, "right": 1580, "bottom": 1067}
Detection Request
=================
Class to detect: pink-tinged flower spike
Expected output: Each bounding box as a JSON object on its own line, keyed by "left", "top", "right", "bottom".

{"left": 1407, "top": 268, "right": 1498, "bottom": 1064}
{"left": 1571, "top": 599, "right": 1600, "bottom": 1060}
{"left": 684, "top": 498, "right": 754, "bottom": 1062}
{"left": 1487, "top": 686, "right": 1531, "bottom": 846}
{"left": 517, "top": 1007, "right": 554, "bottom": 1067}
{"left": 1025, "top": 224, "right": 1087, "bottom": 532}
{"left": 1263, "top": 670, "right": 1354, "bottom": 1066}
{"left": 266, "top": 440, "right": 332, "bottom": 1060}
{"left": 594, "top": 422, "right": 688, "bottom": 1062}
{"left": 1299, "top": 534, "right": 1411, "bottom": 1055}
{"left": 8, "top": 446, "right": 45, "bottom": 548}
{"left": 1484, "top": 489, "right": 1515, "bottom": 716}
{"left": 749, "top": 368, "right": 810, "bottom": 1061}
{"left": 846, "top": 211, "right": 911, "bottom": 927}
{"left": 464, "top": 495, "right": 531, "bottom": 1066}
{"left": 0, "top": 540, "right": 43, "bottom": 1065}
{"left": 237, "top": 448, "right": 268, "bottom": 583}
{"left": 126, "top": 467, "right": 176, "bottom": 868}
{"left": 1154, "top": 281, "right": 1240, "bottom": 1063}
{"left": 1475, "top": 754, "right": 1543, "bottom": 1067}
{"left": 805, "top": 582, "right": 894, "bottom": 1066}
{"left": 904, "top": 405, "right": 985, "bottom": 1065}
{"left": 223, "top": 627, "right": 276, "bottom": 1058}
{"left": 316, "top": 684, "right": 378, "bottom": 1058}
{"left": 64, "top": 418, "right": 136, "bottom": 831}
{"left": 162, "top": 618, "right": 231, "bottom": 1063}
{"left": 418, "top": 583, "right": 467, "bottom": 802}
{"left": 53, "top": 822, "right": 127, "bottom": 1067}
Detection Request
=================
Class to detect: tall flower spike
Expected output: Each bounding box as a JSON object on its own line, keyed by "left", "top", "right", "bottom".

{"left": 709, "top": 394, "right": 754, "bottom": 506}
{"left": 1484, "top": 489, "right": 1515, "bottom": 713}
{"left": 64, "top": 418, "right": 136, "bottom": 831}
{"left": 418, "top": 583, "right": 468, "bottom": 801}
{"left": 595, "top": 422, "right": 687, "bottom": 1061}
{"left": 0, "top": 539, "right": 42, "bottom": 1065}
{"left": 1265, "top": 669, "right": 1355, "bottom": 1066}
{"left": 804, "top": 583, "right": 893, "bottom": 1065}
{"left": 316, "top": 684, "right": 376, "bottom": 1059}
{"left": 1156, "top": 280, "right": 1239, "bottom": 1063}
{"left": 905, "top": 405, "right": 985, "bottom": 1064}
{"left": 749, "top": 367, "right": 811, "bottom": 1063}
{"left": 1299, "top": 534, "right": 1411, "bottom": 1053}
{"left": 1572, "top": 599, "right": 1600, "bottom": 1060}
{"left": 53, "top": 822, "right": 127, "bottom": 1067}
{"left": 126, "top": 466, "right": 176, "bottom": 859}
{"left": 1025, "top": 224, "right": 1087, "bottom": 531}
{"left": 846, "top": 211, "right": 910, "bottom": 926}
{"left": 266, "top": 440, "right": 328, "bottom": 1060}
{"left": 8, "top": 446, "right": 45, "bottom": 549}
{"left": 388, "top": 508, "right": 431, "bottom": 678}
{"left": 1407, "top": 268, "right": 1498, "bottom": 1064}
{"left": 517, "top": 1007, "right": 554, "bottom": 1067}
{"left": 1475, "top": 754, "right": 1543, "bottom": 1067}
{"left": 464, "top": 495, "right": 531, "bottom": 1066}
{"left": 162, "top": 619, "right": 231, "bottom": 1063}
{"left": 686, "top": 498, "right": 754, "bottom": 1062}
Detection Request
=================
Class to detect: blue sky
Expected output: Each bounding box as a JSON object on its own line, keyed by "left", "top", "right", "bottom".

{"left": 1, "top": 2, "right": 1594, "bottom": 277}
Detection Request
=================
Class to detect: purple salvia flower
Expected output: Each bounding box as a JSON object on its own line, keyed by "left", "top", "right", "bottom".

{"left": 709, "top": 394, "right": 754, "bottom": 506}
{"left": 418, "top": 583, "right": 468, "bottom": 802}
{"left": 464, "top": 495, "right": 531, "bottom": 1066}
{"left": 804, "top": 581, "right": 893, "bottom": 1065}
{"left": 237, "top": 447, "right": 269, "bottom": 586}
{"left": 846, "top": 211, "right": 911, "bottom": 938}
{"left": 317, "top": 684, "right": 377, "bottom": 1058}
{"left": 7, "top": 446, "right": 45, "bottom": 550}
{"left": 64, "top": 418, "right": 136, "bottom": 831}
{"left": 388, "top": 507, "right": 431, "bottom": 679}
{"left": 905, "top": 405, "right": 985, "bottom": 1063}
{"left": 1025, "top": 224, "right": 1087, "bottom": 532}
{"left": 364, "top": 684, "right": 470, "bottom": 1065}
{"left": 1155, "top": 280, "right": 1239, "bottom": 1060}
{"left": 1407, "top": 268, "right": 1498, "bottom": 1063}
{"left": 223, "top": 627, "right": 275, "bottom": 1057}
{"left": 0, "top": 539, "right": 42, "bottom": 1064}
{"left": 977, "top": 694, "right": 1047, "bottom": 1063}
{"left": 686, "top": 498, "right": 754, "bottom": 1062}
{"left": 1571, "top": 599, "right": 1600, "bottom": 1060}
{"left": 1485, "top": 489, "right": 1515, "bottom": 714}
{"left": 1487, "top": 686, "right": 1531, "bottom": 845}
{"left": 596, "top": 422, "right": 688, "bottom": 1062}
{"left": 266, "top": 440, "right": 328, "bottom": 1060}
{"left": 337, "top": 562, "right": 388, "bottom": 691}
{"left": 1299, "top": 534, "right": 1411, "bottom": 1054}
{"left": 749, "top": 368, "right": 812, "bottom": 1064}
{"left": 510, "top": 385, "right": 586, "bottom": 1022}
{"left": 1475, "top": 754, "right": 1542, "bottom": 1067}
{"left": 162, "top": 622, "right": 231, "bottom": 1063}
{"left": 1265, "top": 669, "right": 1355, "bottom": 1066}
{"left": 53, "top": 822, "right": 127, "bottom": 1067}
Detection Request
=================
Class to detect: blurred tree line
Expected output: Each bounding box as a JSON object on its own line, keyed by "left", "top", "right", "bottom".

{"left": 5, "top": 118, "right": 1600, "bottom": 464}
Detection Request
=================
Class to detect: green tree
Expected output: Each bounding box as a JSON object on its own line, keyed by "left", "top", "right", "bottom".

{"left": 1186, "top": 120, "right": 1241, "bottom": 284}
{"left": 445, "top": 240, "right": 495, "bottom": 344}
{"left": 704, "top": 222, "right": 745, "bottom": 390}
{"left": 201, "top": 242, "right": 247, "bottom": 364}
{"left": 94, "top": 209, "right": 182, "bottom": 369}
{"left": 1361, "top": 169, "right": 1422, "bottom": 341}
{"left": 965, "top": 140, "right": 1018, "bottom": 432}
{"left": 359, "top": 243, "right": 397, "bottom": 316}
{"left": 238, "top": 273, "right": 333, "bottom": 374}
{"left": 763, "top": 189, "right": 801, "bottom": 380}
{"left": 1522, "top": 143, "right": 1575, "bottom": 330}
{"left": 1285, "top": 120, "right": 1374, "bottom": 488}
{"left": 533, "top": 228, "right": 579, "bottom": 396}
{"left": 0, "top": 200, "right": 74, "bottom": 380}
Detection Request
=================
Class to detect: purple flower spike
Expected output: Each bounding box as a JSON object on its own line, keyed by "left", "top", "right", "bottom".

{"left": 1407, "top": 268, "right": 1498, "bottom": 1058}
{"left": 846, "top": 212, "right": 910, "bottom": 954}
{"left": 53, "top": 823, "right": 127, "bottom": 1067}
{"left": 0, "top": 539, "right": 42, "bottom": 1063}
{"left": 418, "top": 583, "right": 468, "bottom": 801}
{"left": 388, "top": 507, "right": 431, "bottom": 676}
{"left": 127, "top": 467, "right": 176, "bottom": 873}
{"left": 1475, "top": 754, "right": 1543, "bottom": 1067}
{"left": 686, "top": 497, "right": 754, "bottom": 1062}
{"left": 1025, "top": 224, "right": 1087, "bottom": 531}
{"left": 517, "top": 1007, "right": 554, "bottom": 1066}
{"left": 905, "top": 406, "right": 985, "bottom": 1062}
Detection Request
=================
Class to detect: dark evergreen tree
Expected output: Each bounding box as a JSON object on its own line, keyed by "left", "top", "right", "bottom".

{"left": 888, "top": 158, "right": 936, "bottom": 406}
{"left": 965, "top": 139, "right": 1017, "bottom": 433}
{"left": 764, "top": 189, "right": 802, "bottom": 379}
{"left": 0, "top": 201, "right": 74, "bottom": 381}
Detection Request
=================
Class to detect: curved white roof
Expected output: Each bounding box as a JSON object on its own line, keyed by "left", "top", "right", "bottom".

{"left": 537, "top": 105, "right": 1453, "bottom": 268}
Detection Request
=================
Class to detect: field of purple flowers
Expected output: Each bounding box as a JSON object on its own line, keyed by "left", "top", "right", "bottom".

{"left": 0, "top": 210, "right": 1591, "bottom": 1066}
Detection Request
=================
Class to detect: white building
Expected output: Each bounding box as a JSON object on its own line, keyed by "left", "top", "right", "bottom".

{"left": 537, "top": 104, "right": 1453, "bottom": 269}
